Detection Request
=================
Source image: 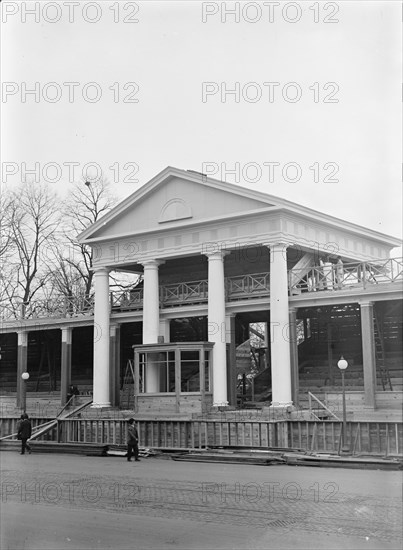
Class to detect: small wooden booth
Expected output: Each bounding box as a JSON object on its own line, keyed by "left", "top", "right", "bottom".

{"left": 133, "top": 342, "right": 214, "bottom": 414}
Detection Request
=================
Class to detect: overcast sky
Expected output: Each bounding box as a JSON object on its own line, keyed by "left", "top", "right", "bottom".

{"left": 1, "top": 1, "right": 401, "bottom": 248}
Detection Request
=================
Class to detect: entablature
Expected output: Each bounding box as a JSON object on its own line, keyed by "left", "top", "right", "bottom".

{"left": 91, "top": 207, "right": 397, "bottom": 271}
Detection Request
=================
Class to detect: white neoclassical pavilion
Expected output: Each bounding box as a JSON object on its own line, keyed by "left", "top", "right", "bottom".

{"left": 78, "top": 167, "right": 400, "bottom": 410}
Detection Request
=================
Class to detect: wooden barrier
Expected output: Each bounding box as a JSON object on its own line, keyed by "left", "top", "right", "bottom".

{"left": 56, "top": 418, "right": 402, "bottom": 456}
{"left": 1, "top": 416, "right": 401, "bottom": 456}
{"left": 0, "top": 417, "right": 56, "bottom": 440}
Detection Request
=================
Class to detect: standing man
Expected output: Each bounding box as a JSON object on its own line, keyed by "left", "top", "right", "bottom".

{"left": 127, "top": 418, "right": 140, "bottom": 462}
{"left": 17, "top": 413, "right": 32, "bottom": 455}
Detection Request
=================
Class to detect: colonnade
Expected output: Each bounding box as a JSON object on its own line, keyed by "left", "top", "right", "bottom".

{"left": 91, "top": 243, "right": 299, "bottom": 408}
{"left": 12, "top": 246, "right": 380, "bottom": 411}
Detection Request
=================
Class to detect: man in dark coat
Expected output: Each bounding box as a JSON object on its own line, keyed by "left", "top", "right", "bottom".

{"left": 127, "top": 418, "right": 140, "bottom": 462}
{"left": 17, "top": 413, "right": 32, "bottom": 455}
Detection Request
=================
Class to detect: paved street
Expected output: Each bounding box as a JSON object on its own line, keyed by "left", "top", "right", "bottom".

{"left": 1, "top": 452, "right": 402, "bottom": 550}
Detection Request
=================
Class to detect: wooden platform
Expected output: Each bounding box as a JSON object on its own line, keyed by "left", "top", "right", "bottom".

{"left": 0, "top": 439, "right": 107, "bottom": 456}
{"left": 170, "top": 448, "right": 403, "bottom": 470}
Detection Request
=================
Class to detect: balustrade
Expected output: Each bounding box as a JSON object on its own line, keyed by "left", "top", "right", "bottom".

{"left": 1, "top": 258, "right": 401, "bottom": 321}
{"left": 289, "top": 257, "right": 403, "bottom": 294}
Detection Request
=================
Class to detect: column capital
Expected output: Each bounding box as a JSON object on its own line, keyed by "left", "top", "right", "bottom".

{"left": 204, "top": 250, "right": 230, "bottom": 260}
{"left": 265, "top": 241, "right": 291, "bottom": 250}
{"left": 359, "top": 301, "right": 374, "bottom": 307}
{"left": 61, "top": 326, "right": 72, "bottom": 344}
{"left": 110, "top": 324, "right": 119, "bottom": 337}
{"left": 140, "top": 259, "right": 165, "bottom": 268}
{"left": 17, "top": 332, "right": 28, "bottom": 346}
{"left": 93, "top": 267, "right": 110, "bottom": 275}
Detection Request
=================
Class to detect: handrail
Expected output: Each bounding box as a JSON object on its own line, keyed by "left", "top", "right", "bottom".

{"left": 290, "top": 257, "right": 403, "bottom": 293}
{"left": 308, "top": 391, "right": 340, "bottom": 420}
{"left": 1, "top": 258, "right": 401, "bottom": 320}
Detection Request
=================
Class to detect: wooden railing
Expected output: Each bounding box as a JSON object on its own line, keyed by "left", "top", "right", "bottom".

{"left": 226, "top": 272, "right": 270, "bottom": 301}
{"left": 110, "top": 288, "right": 143, "bottom": 310}
{"left": 55, "top": 418, "right": 403, "bottom": 456}
{"left": 289, "top": 257, "right": 403, "bottom": 294}
{"left": 1, "top": 296, "right": 95, "bottom": 320}
{"left": 1, "top": 258, "right": 401, "bottom": 320}
{"left": 161, "top": 280, "right": 208, "bottom": 306}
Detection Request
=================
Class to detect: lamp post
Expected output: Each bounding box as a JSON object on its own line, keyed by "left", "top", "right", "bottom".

{"left": 337, "top": 356, "right": 349, "bottom": 454}
{"left": 21, "top": 372, "right": 30, "bottom": 413}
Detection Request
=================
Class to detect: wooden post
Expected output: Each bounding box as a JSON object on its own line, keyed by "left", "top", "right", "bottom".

{"left": 109, "top": 324, "right": 121, "bottom": 407}
{"left": 60, "top": 327, "right": 72, "bottom": 406}
{"left": 175, "top": 348, "right": 180, "bottom": 413}
{"left": 289, "top": 308, "right": 299, "bottom": 405}
{"left": 327, "top": 323, "right": 333, "bottom": 385}
{"left": 200, "top": 346, "right": 205, "bottom": 408}
{"left": 16, "top": 332, "right": 28, "bottom": 409}
{"left": 227, "top": 315, "right": 237, "bottom": 407}
{"left": 360, "top": 302, "right": 376, "bottom": 409}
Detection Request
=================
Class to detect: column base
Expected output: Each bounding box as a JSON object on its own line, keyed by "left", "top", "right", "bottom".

{"left": 269, "top": 402, "right": 294, "bottom": 419}
{"left": 91, "top": 402, "right": 112, "bottom": 408}
{"left": 212, "top": 401, "right": 229, "bottom": 409}
{"left": 270, "top": 401, "right": 293, "bottom": 409}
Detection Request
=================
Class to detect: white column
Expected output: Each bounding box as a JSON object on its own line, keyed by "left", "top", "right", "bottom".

{"left": 269, "top": 243, "right": 293, "bottom": 407}
{"left": 159, "top": 318, "right": 170, "bottom": 343}
{"left": 142, "top": 260, "right": 162, "bottom": 344}
{"left": 92, "top": 268, "right": 111, "bottom": 407}
{"left": 206, "top": 251, "right": 228, "bottom": 407}
{"left": 142, "top": 260, "right": 163, "bottom": 392}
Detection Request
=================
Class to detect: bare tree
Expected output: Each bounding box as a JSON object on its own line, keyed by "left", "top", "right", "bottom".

{"left": 0, "top": 187, "right": 14, "bottom": 260}
{"left": 2, "top": 181, "right": 60, "bottom": 317}
{"left": 0, "top": 187, "right": 17, "bottom": 317}
{"left": 60, "top": 177, "right": 118, "bottom": 298}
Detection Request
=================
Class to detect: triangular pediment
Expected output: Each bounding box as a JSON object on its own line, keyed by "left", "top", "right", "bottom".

{"left": 78, "top": 167, "right": 401, "bottom": 253}
{"left": 79, "top": 168, "right": 276, "bottom": 241}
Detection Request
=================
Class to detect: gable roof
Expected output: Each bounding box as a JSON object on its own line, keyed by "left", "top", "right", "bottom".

{"left": 78, "top": 166, "right": 401, "bottom": 248}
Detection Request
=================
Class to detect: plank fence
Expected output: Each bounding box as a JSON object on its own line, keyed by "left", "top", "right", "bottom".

{"left": 0, "top": 417, "right": 57, "bottom": 440}
{"left": 1, "top": 417, "right": 401, "bottom": 456}
{"left": 57, "top": 419, "right": 403, "bottom": 456}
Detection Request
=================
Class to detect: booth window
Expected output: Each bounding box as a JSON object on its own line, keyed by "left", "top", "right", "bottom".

{"left": 134, "top": 343, "right": 213, "bottom": 396}
{"left": 180, "top": 350, "right": 200, "bottom": 392}
{"left": 139, "top": 351, "right": 175, "bottom": 393}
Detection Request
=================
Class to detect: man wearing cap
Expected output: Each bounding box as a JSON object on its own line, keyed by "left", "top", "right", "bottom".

{"left": 17, "top": 413, "right": 32, "bottom": 455}
{"left": 127, "top": 418, "right": 140, "bottom": 462}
